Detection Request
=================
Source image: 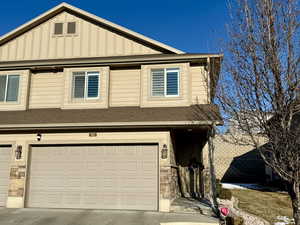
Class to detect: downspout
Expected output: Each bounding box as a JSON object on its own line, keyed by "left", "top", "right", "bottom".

{"left": 107, "top": 67, "right": 111, "bottom": 107}
{"left": 207, "top": 57, "right": 211, "bottom": 104}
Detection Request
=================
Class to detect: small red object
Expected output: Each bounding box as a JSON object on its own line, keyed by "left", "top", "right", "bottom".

{"left": 220, "top": 207, "right": 229, "bottom": 217}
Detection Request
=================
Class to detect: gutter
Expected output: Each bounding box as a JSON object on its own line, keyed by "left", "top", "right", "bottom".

{"left": 0, "top": 120, "right": 224, "bottom": 131}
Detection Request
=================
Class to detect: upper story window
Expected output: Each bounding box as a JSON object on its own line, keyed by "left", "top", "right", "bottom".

{"left": 151, "top": 68, "right": 179, "bottom": 97}
{"left": 72, "top": 71, "right": 100, "bottom": 99}
{"left": 54, "top": 22, "right": 77, "bottom": 36}
{"left": 0, "top": 75, "right": 20, "bottom": 102}
{"left": 54, "top": 23, "right": 63, "bottom": 35}
{"left": 67, "top": 22, "right": 76, "bottom": 34}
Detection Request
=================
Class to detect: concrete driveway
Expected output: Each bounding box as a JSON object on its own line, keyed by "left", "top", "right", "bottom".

{"left": 0, "top": 208, "right": 219, "bottom": 225}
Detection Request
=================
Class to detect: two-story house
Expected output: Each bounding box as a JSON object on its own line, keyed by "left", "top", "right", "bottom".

{"left": 0, "top": 3, "right": 222, "bottom": 212}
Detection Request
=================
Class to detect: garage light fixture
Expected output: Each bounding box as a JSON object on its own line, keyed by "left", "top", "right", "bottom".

{"left": 161, "top": 144, "right": 168, "bottom": 159}
{"left": 15, "top": 145, "right": 22, "bottom": 160}
{"left": 37, "top": 133, "right": 42, "bottom": 141}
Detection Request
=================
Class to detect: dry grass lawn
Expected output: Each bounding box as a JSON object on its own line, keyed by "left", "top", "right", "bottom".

{"left": 230, "top": 188, "right": 293, "bottom": 224}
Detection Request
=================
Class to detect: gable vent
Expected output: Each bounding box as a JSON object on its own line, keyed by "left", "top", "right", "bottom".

{"left": 54, "top": 23, "right": 63, "bottom": 35}
{"left": 67, "top": 22, "right": 76, "bottom": 34}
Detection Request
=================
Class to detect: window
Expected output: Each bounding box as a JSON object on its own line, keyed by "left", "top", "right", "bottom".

{"left": 72, "top": 72, "right": 100, "bottom": 99}
{"left": 151, "top": 68, "right": 179, "bottom": 97}
{"left": 0, "top": 75, "right": 20, "bottom": 102}
{"left": 54, "top": 23, "right": 63, "bottom": 35}
{"left": 54, "top": 22, "right": 77, "bottom": 36}
{"left": 67, "top": 22, "right": 76, "bottom": 34}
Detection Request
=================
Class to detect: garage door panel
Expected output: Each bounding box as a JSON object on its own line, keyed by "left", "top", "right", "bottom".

{"left": 0, "top": 146, "right": 11, "bottom": 206}
{"left": 27, "top": 144, "right": 158, "bottom": 210}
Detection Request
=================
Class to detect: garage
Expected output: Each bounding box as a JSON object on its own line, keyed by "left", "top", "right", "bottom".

{"left": 0, "top": 146, "right": 11, "bottom": 206}
{"left": 26, "top": 144, "right": 158, "bottom": 210}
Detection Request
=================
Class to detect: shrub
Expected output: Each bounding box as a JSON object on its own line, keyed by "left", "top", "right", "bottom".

{"left": 219, "top": 188, "right": 233, "bottom": 200}
{"left": 226, "top": 216, "right": 244, "bottom": 225}
{"left": 216, "top": 179, "right": 222, "bottom": 196}
{"left": 216, "top": 179, "right": 232, "bottom": 200}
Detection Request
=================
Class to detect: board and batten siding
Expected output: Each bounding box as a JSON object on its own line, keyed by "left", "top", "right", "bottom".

{"left": 109, "top": 69, "right": 140, "bottom": 107}
{"left": 191, "top": 66, "right": 209, "bottom": 104}
{"left": 29, "top": 72, "right": 63, "bottom": 109}
{"left": 0, "top": 11, "right": 161, "bottom": 61}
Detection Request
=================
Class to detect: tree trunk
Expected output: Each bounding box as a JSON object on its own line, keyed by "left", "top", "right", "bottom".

{"left": 208, "top": 133, "right": 219, "bottom": 217}
{"left": 288, "top": 181, "right": 300, "bottom": 225}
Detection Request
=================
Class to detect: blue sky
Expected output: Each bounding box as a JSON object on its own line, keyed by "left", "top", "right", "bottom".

{"left": 0, "top": 0, "right": 229, "bottom": 54}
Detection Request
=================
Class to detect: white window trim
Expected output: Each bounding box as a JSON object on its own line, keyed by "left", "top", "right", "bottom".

{"left": 151, "top": 68, "right": 180, "bottom": 97}
{"left": 0, "top": 74, "right": 20, "bottom": 102}
{"left": 72, "top": 71, "right": 100, "bottom": 100}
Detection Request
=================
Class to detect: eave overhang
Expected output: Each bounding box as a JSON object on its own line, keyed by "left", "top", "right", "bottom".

{"left": 0, "top": 54, "right": 223, "bottom": 71}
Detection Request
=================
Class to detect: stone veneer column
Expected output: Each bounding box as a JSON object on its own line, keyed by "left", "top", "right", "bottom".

{"left": 160, "top": 166, "right": 171, "bottom": 211}
{"left": 170, "top": 166, "right": 180, "bottom": 200}
{"left": 6, "top": 142, "right": 28, "bottom": 208}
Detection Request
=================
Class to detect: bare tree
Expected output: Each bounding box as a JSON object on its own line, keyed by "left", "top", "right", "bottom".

{"left": 207, "top": 124, "right": 220, "bottom": 217}
{"left": 217, "top": 0, "right": 300, "bottom": 224}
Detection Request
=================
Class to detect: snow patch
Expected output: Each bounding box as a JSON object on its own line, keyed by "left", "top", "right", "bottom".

{"left": 274, "top": 216, "right": 294, "bottom": 225}
{"left": 221, "top": 183, "right": 266, "bottom": 190}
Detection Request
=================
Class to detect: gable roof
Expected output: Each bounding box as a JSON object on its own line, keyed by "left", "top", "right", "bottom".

{"left": 0, "top": 2, "right": 184, "bottom": 54}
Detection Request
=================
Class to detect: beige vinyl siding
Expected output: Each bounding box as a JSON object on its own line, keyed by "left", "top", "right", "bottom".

{"left": 191, "top": 66, "right": 209, "bottom": 104}
{"left": 29, "top": 72, "right": 63, "bottom": 109}
{"left": 0, "top": 12, "right": 161, "bottom": 62}
{"left": 109, "top": 69, "right": 140, "bottom": 107}
{"left": 140, "top": 63, "right": 191, "bottom": 108}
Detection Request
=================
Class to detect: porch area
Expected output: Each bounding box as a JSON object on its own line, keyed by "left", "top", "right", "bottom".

{"left": 169, "top": 129, "right": 214, "bottom": 217}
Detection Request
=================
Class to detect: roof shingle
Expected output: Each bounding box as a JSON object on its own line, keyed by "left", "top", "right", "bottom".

{"left": 0, "top": 105, "right": 222, "bottom": 129}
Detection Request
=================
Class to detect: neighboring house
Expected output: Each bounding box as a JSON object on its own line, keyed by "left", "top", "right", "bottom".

{"left": 214, "top": 113, "right": 270, "bottom": 183}
{"left": 214, "top": 135, "right": 266, "bottom": 183}
{"left": 0, "top": 3, "right": 222, "bottom": 212}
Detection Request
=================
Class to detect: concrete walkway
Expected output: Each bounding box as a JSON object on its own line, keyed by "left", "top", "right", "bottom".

{"left": 170, "top": 198, "right": 214, "bottom": 216}
{"left": 0, "top": 208, "right": 219, "bottom": 225}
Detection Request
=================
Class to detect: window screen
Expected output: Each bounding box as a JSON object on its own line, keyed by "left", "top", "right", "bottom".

{"left": 67, "top": 22, "right": 76, "bottom": 34}
{"left": 73, "top": 72, "right": 85, "bottom": 98}
{"left": 151, "top": 69, "right": 164, "bottom": 96}
{"left": 166, "top": 69, "right": 179, "bottom": 96}
{"left": 87, "top": 72, "right": 99, "bottom": 98}
{"left": 6, "top": 75, "right": 20, "bottom": 102}
{"left": 0, "top": 75, "right": 20, "bottom": 102}
{"left": 0, "top": 76, "right": 7, "bottom": 102}
{"left": 54, "top": 23, "right": 63, "bottom": 35}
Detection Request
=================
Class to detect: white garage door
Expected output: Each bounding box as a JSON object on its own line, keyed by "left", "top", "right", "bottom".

{"left": 0, "top": 146, "right": 11, "bottom": 206}
{"left": 27, "top": 144, "right": 158, "bottom": 210}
